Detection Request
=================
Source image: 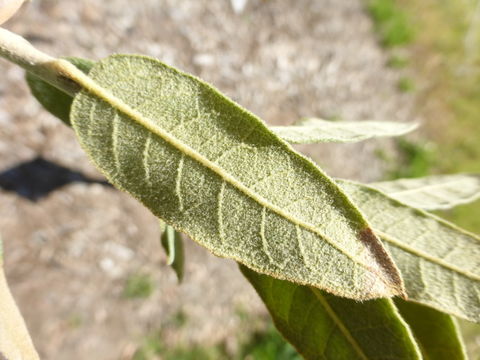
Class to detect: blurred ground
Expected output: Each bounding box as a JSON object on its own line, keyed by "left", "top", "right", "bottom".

{"left": 0, "top": 0, "right": 417, "bottom": 359}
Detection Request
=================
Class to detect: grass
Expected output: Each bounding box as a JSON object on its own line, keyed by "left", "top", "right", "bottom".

{"left": 387, "top": 139, "right": 435, "bottom": 179}
{"left": 123, "top": 273, "right": 154, "bottom": 299}
{"left": 237, "top": 325, "right": 301, "bottom": 360}
{"left": 397, "top": 76, "right": 415, "bottom": 92}
{"left": 387, "top": 54, "right": 409, "bottom": 68}
{"left": 367, "top": 0, "right": 415, "bottom": 47}
{"left": 133, "top": 324, "right": 301, "bottom": 360}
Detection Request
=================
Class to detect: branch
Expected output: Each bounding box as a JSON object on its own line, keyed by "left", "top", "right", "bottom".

{"left": 0, "top": 27, "right": 80, "bottom": 96}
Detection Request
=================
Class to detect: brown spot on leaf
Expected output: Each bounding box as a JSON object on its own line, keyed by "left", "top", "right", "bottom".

{"left": 359, "top": 227, "right": 407, "bottom": 299}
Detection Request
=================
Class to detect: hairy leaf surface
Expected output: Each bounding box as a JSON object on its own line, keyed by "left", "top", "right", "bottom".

{"left": 371, "top": 174, "right": 480, "bottom": 210}
{"left": 395, "top": 299, "right": 467, "bottom": 360}
{"left": 69, "top": 54, "right": 404, "bottom": 299}
{"left": 271, "top": 118, "right": 417, "bottom": 144}
{"left": 26, "top": 57, "right": 94, "bottom": 125}
{"left": 160, "top": 223, "right": 184, "bottom": 282}
{"left": 241, "top": 265, "right": 422, "bottom": 360}
{"left": 339, "top": 180, "right": 480, "bottom": 322}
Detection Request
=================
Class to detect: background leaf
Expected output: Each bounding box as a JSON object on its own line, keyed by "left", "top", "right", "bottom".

{"left": 26, "top": 57, "right": 94, "bottom": 125}
{"left": 271, "top": 118, "right": 417, "bottom": 144}
{"left": 371, "top": 174, "right": 480, "bottom": 210}
{"left": 0, "top": 0, "right": 25, "bottom": 25}
{"left": 241, "top": 265, "right": 422, "bottom": 360}
{"left": 395, "top": 299, "right": 467, "bottom": 360}
{"left": 160, "top": 224, "right": 185, "bottom": 282}
{"left": 339, "top": 180, "right": 480, "bottom": 322}
{"left": 0, "top": 238, "right": 40, "bottom": 360}
{"left": 69, "top": 54, "right": 404, "bottom": 300}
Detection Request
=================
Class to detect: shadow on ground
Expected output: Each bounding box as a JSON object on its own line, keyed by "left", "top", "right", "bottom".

{"left": 0, "top": 157, "right": 110, "bottom": 201}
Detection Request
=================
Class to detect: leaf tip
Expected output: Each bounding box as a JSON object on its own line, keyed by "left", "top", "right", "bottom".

{"left": 359, "top": 227, "right": 407, "bottom": 298}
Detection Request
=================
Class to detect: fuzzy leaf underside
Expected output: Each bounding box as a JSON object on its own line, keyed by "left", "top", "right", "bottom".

{"left": 26, "top": 57, "right": 94, "bottom": 125}
{"left": 339, "top": 180, "right": 480, "bottom": 322}
{"left": 69, "top": 54, "right": 403, "bottom": 300}
{"left": 271, "top": 118, "right": 417, "bottom": 144}
{"left": 160, "top": 224, "right": 184, "bottom": 282}
{"left": 395, "top": 299, "right": 467, "bottom": 360}
{"left": 371, "top": 174, "right": 480, "bottom": 211}
{"left": 240, "top": 265, "right": 422, "bottom": 360}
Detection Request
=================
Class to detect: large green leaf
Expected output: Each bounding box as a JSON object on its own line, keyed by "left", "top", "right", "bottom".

{"left": 241, "top": 265, "right": 422, "bottom": 360}
{"left": 339, "top": 180, "right": 480, "bottom": 322}
{"left": 26, "top": 57, "right": 94, "bottom": 125}
{"left": 395, "top": 299, "right": 467, "bottom": 360}
{"left": 68, "top": 54, "right": 404, "bottom": 300}
{"left": 371, "top": 174, "right": 480, "bottom": 210}
{"left": 271, "top": 118, "right": 417, "bottom": 144}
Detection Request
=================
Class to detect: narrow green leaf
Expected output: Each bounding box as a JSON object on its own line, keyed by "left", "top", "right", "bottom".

{"left": 160, "top": 224, "right": 185, "bottom": 283}
{"left": 271, "top": 118, "right": 417, "bottom": 144}
{"left": 240, "top": 265, "right": 422, "bottom": 360}
{"left": 339, "top": 180, "right": 480, "bottom": 322}
{"left": 26, "top": 57, "right": 94, "bottom": 125}
{"left": 371, "top": 174, "right": 480, "bottom": 210}
{"left": 68, "top": 54, "right": 404, "bottom": 300}
{"left": 395, "top": 299, "right": 468, "bottom": 360}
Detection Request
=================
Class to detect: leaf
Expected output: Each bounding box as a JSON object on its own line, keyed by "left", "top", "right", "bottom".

{"left": 271, "top": 118, "right": 417, "bottom": 144}
{"left": 26, "top": 57, "right": 94, "bottom": 125}
{"left": 338, "top": 180, "right": 480, "bottom": 322}
{"left": 0, "top": 238, "right": 40, "bottom": 360}
{"left": 371, "top": 174, "right": 480, "bottom": 210}
{"left": 68, "top": 54, "right": 404, "bottom": 300}
{"left": 240, "top": 265, "right": 422, "bottom": 360}
{"left": 395, "top": 299, "right": 468, "bottom": 360}
{"left": 0, "top": 0, "right": 25, "bottom": 25}
{"left": 160, "top": 223, "right": 185, "bottom": 282}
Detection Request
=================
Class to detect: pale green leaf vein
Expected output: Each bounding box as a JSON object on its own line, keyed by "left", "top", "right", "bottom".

{"left": 217, "top": 181, "right": 226, "bottom": 246}
{"left": 112, "top": 111, "right": 120, "bottom": 172}
{"left": 377, "top": 230, "right": 480, "bottom": 282}
{"left": 311, "top": 288, "right": 369, "bottom": 360}
{"left": 175, "top": 154, "right": 185, "bottom": 212}
{"left": 143, "top": 133, "right": 152, "bottom": 187}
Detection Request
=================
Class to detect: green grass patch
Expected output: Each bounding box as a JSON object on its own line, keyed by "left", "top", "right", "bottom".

{"left": 387, "top": 139, "right": 435, "bottom": 179}
{"left": 133, "top": 331, "right": 227, "bottom": 360}
{"left": 133, "top": 323, "right": 301, "bottom": 360}
{"left": 237, "top": 325, "right": 301, "bottom": 360}
{"left": 397, "top": 76, "right": 415, "bottom": 92}
{"left": 367, "top": 0, "right": 415, "bottom": 47}
{"left": 123, "top": 273, "right": 154, "bottom": 299}
{"left": 387, "top": 54, "right": 409, "bottom": 68}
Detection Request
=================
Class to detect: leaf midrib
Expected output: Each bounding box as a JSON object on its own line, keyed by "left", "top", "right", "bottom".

{"left": 377, "top": 230, "right": 480, "bottom": 281}
{"left": 63, "top": 58, "right": 385, "bottom": 281}
{"left": 382, "top": 177, "right": 480, "bottom": 198}
{"left": 310, "top": 288, "right": 369, "bottom": 360}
